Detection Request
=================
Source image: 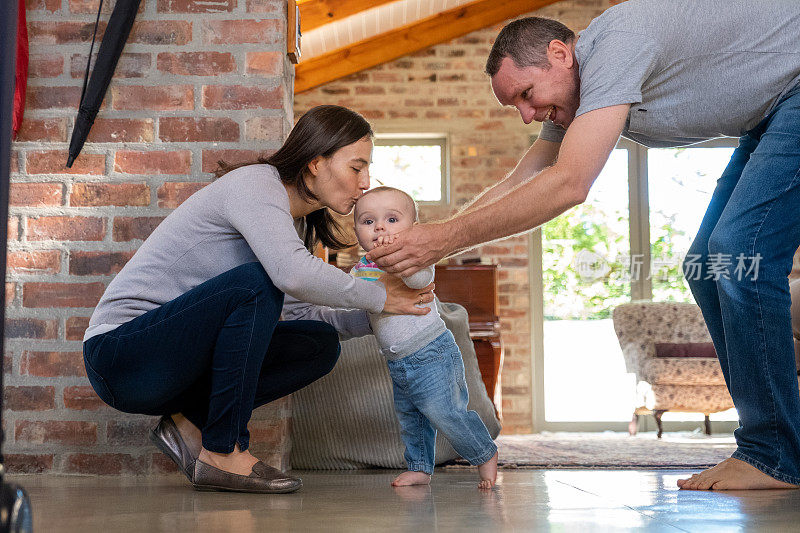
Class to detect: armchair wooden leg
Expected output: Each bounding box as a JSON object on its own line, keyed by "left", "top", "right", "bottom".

{"left": 629, "top": 412, "right": 639, "bottom": 436}
{"left": 654, "top": 409, "right": 667, "bottom": 439}
{"left": 704, "top": 415, "right": 712, "bottom": 436}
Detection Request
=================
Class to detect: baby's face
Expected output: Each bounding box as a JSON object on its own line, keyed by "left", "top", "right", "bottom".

{"left": 353, "top": 190, "right": 415, "bottom": 250}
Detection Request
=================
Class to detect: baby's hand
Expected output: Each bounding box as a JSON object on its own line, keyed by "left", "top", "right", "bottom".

{"left": 375, "top": 234, "right": 398, "bottom": 247}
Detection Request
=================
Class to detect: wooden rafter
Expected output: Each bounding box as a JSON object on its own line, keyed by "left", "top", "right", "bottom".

{"left": 298, "top": 0, "right": 398, "bottom": 32}
{"left": 294, "top": 0, "right": 562, "bottom": 94}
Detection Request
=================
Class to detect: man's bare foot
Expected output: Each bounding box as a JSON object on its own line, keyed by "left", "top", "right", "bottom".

{"left": 198, "top": 443, "right": 259, "bottom": 477}
{"left": 391, "top": 471, "right": 431, "bottom": 486}
{"left": 171, "top": 413, "right": 202, "bottom": 458}
{"left": 478, "top": 451, "right": 499, "bottom": 489}
{"left": 678, "top": 457, "right": 800, "bottom": 490}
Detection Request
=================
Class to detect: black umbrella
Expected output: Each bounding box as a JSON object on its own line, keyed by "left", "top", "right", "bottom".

{"left": 66, "top": 0, "right": 142, "bottom": 167}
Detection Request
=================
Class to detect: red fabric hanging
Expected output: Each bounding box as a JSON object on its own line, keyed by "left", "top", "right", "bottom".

{"left": 12, "top": 0, "right": 28, "bottom": 140}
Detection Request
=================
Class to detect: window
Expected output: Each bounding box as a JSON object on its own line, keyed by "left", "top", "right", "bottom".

{"left": 370, "top": 134, "right": 449, "bottom": 204}
{"left": 531, "top": 137, "right": 741, "bottom": 430}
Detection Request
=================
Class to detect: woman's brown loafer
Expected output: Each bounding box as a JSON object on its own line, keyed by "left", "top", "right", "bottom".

{"left": 192, "top": 460, "right": 303, "bottom": 494}
{"left": 149, "top": 415, "right": 197, "bottom": 482}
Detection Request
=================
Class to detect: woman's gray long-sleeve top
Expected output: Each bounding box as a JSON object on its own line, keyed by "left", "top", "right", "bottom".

{"left": 84, "top": 164, "right": 385, "bottom": 341}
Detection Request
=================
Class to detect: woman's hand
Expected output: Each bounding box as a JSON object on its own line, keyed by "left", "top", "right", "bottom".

{"left": 377, "top": 273, "right": 434, "bottom": 315}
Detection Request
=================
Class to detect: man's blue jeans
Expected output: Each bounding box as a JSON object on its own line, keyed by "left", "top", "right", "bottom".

{"left": 685, "top": 85, "right": 800, "bottom": 484}
{"left": 387, "top": 330, "right": 497, "bottom": 474}
{"left": 83, "top": 262, "right": 340, "bottom": 454}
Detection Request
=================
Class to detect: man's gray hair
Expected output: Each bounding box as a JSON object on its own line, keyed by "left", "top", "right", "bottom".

{"left": 485, "top": 17, "right": 575, "bottom": 76}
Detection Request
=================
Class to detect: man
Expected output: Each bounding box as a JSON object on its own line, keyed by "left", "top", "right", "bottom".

{"left": 368, "top": 0, "right": 800, "bottom": 490}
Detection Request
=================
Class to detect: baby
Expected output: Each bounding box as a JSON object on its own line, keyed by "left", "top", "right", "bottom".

{"left": 351, "top": 186, "right": 499, "bottom": 489}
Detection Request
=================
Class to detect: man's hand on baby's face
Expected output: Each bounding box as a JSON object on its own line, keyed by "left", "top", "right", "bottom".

{"left": 373, "top": 235, "right": 399, "bottom": 248}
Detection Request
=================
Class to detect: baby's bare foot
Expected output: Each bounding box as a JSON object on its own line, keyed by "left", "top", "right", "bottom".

{"left": 477, "top": 451, "right": 499, "bottom": 489}
{"left": 391, "top": 471, "right": 431, "bottom": 486}
{"left": 678, "top": 457, "right": 799, "bottom": 490}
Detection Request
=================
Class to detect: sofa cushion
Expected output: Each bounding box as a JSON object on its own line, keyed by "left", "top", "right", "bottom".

{"left": 655, "top": 342, "right": 717, "bottom": 358}
{"left": 642, "top": 357, "right": 727, "bottom": 386}
{"left": 291, "top": 299, "right": 501, "bottom": 469}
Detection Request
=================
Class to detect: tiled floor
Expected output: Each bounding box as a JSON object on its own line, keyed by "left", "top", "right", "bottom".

{"left": 11, "top": 469, "right": 800, "bottom": 532}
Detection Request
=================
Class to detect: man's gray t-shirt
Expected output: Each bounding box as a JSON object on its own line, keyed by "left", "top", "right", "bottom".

{"left": 539, "top": 0, "right": 800, "bottom": 147}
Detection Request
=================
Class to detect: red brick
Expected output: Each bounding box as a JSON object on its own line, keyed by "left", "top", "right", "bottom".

{"left": 15, "top": 420, "right": 97, "bottom": 446}
{"left": 63, "top": 385, "right": 105, "bottom": 410}
{"left": 26, "top": 0, "right": 61, "bottom": 11}
{"left": 65, "top": 453, "right": 147, "bottom": 475}
{"left": 4, "top": 454, "right": 53, "bottom": 474}
{"left": 7, "top": 250, "right": 61, "bottom": 274}
{"left": 26, "top": 150, "right": 105, "bottom": 175}
{"left": 246, "top": 0, "right": 281, "bottom": 13}
{"left": 114, "top": 151, "right": 191, "bottom": 175}
{"left": 10, "top": 151, "right": 19, "bottom": 173}
{"left": 15, "top": 118, "right": 67, "bottom": 142}
{"left": 70, "top": 52, "right": 151, "bottom": 79}
{"left": 107, "top": 420, "right": 152, "bottom": 445}
{"left": 28, "top": 21, "right": 106, "bottom": 44}
{"left": 70, "top": 183, "right": 150, "bottom": 207}
{"left": 157, "top": 182, "right": 207, "bottom": 208}
{"left": 6, "top": 283, "right": 15, "bottom": 306}
{"left": 4, "top": 386, "right": 56, "bottom": 411}
{"left": 23, "top": 282, "right": 106, "bottom": 308}
{"left": 25, "top": 85, "right": 82, "bottom": 109}
{"left": 69, "top": 251, "right": 135, "bottom": 276}
{"left": 244, "top": 116, "right": 283, "bottom": 141}
{"left": 158, "top": 0, "right": 234, "bottom": 12}
{"left": 9, "top": 182, "right": 63, "bottom": 206}
{"left": 27, "top": 216, "right": 106, "bottom": 241}
{"left": 113, "top": 217, "right": 165, "bottom": 241}
{"left": 246, "top": 51, "right": 282, "bottom": 76}
{"left": 202, "top": 19, "right": 281, "bottom": 45}
{"left": 69, "top": 0, "right": 145, "bottom": 14}
{"left": 157, "top": 51, "right": 236, "bottom": 76}
{"left": 20, "top": 351, "right": 84, "bottom": 377}
{"left": 5, "top": 318, "right": 58, "bottom": 339}
{"left": 159, "top": 117, "right": 239, "bottom": 142}
{"left": 203, "top": 85, "right": 283, "bottom": 110}
{"left": 151, "top": 453, "right": 179, "bottom": 473}
{"left": 27, "top": 54, "right": 64, "bottom": 77}
{"left": 130, "top": 21, "right": 192, "bottom": 45}
{"left": 201, "top": 149, "right": 263, "bottom": 173}
{"left": 66, "top": 316, "right": 91, "bottom": 341}
{"left": 86, "top": 118, "right": 154, "bottom": 143}
{"left": 112, "top": 85, "right": 193, "bottom": 111}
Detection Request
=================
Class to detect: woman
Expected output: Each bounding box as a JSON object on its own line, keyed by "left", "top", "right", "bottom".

{"left": 82, "top": 105, "right": 434, "bottom": 494}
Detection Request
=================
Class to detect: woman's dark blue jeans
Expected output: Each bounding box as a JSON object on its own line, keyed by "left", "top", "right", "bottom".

{"left": 83, "top": 262, "right": 340, "bottom": 454}
{"left": 684, "top": 85, "right": 800, "bottom": 484}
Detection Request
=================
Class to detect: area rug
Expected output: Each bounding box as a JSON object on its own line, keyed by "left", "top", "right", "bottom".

{"left": 444, "top": 432, "right": 737, "bottom": 470}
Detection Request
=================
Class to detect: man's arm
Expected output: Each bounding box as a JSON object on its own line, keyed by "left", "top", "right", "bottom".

{"left": 459, "top": 136, "right": 561, "bottom": 214}
{"left": 367, "top": 104, "right": 631, "bottom": 276}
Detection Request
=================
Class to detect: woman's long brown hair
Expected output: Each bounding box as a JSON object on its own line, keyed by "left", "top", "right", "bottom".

{"left": 215, "top": 105, "right": 373, "bottom": 250}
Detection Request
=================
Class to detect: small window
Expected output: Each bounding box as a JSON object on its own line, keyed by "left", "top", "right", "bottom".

{"left": 370, "top": 134, "right": 449, "bottom": 204}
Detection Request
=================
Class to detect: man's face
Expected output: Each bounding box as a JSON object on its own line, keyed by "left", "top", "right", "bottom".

{"left": 490, "top": 41, "right": 580, "bottom": 128}
{"left": 353, "top": 190, "right": 415, "bottom": 251}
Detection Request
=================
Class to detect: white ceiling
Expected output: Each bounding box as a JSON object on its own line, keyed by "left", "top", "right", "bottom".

{"left": 301, "top": 0, "right": 477, "bottom": 60}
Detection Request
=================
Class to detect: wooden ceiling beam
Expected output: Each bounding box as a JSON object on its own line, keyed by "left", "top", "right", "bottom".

{"left": 298, "top": 0, "right": 399, "bottom": 32}
{"left": 294, "top": 0, "right": 562, "bottom": 94}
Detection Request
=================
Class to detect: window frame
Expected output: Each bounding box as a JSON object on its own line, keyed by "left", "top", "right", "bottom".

{"left": 372, "top": 133, "right": 450, "bottom": 206}
{"left": 529, "top": 136, "right": 741, "bottom": 432}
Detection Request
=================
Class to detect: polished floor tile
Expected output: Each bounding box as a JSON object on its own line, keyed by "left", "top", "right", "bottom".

{"left": 9, "top": 469, "right": 800, "bottom": 532}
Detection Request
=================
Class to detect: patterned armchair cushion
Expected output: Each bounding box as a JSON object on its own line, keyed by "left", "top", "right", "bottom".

{"left": 651, "top": 385, "right": 734, "bottom": 412}
{"left": 641, "top": 357, "right": 727, "bottom": 386}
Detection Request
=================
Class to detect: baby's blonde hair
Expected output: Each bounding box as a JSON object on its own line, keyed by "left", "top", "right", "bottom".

{"left": 355, "top": 186, "right": 419, "bottom": 222}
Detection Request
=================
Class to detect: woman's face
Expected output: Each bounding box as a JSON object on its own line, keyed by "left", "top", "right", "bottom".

{"left": 306, "top": 136, "right": 372, "bottom": 215}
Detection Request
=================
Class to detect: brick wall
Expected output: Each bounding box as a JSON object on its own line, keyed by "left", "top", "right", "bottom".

{"left": 295, "top": 0, "right": 612, "bottom": 434}
{"left": 6, "top": 0, "right": 293, "bottom": 474}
